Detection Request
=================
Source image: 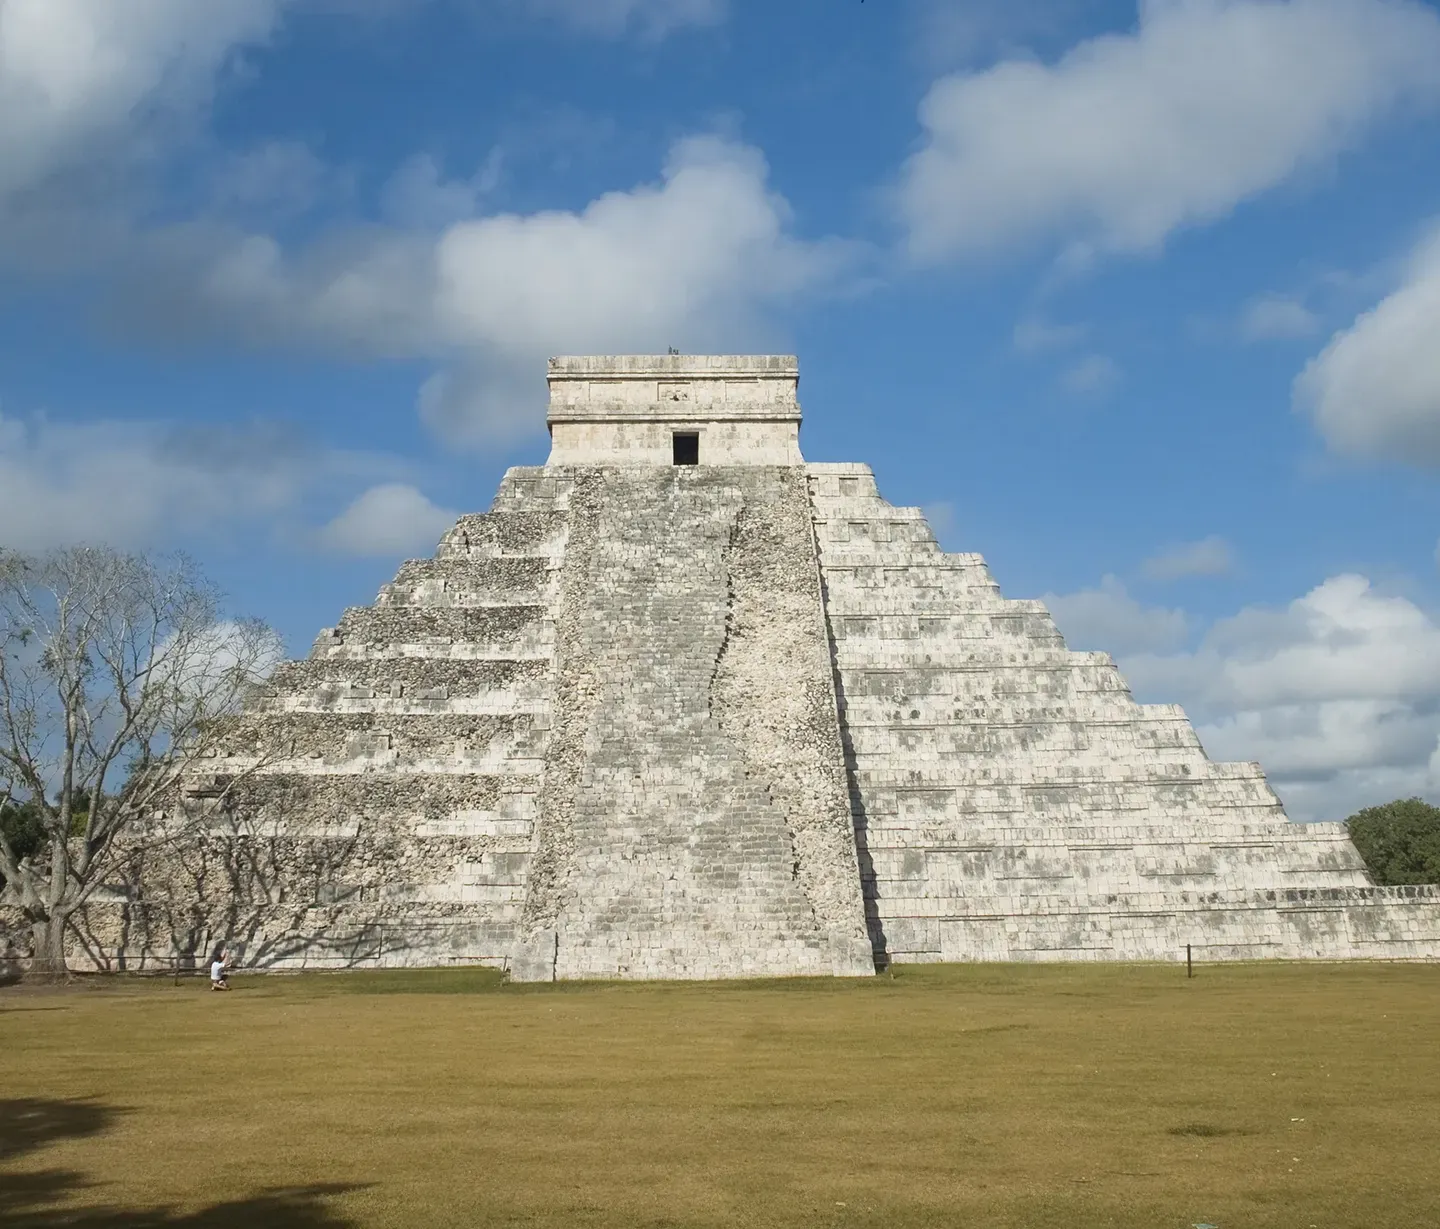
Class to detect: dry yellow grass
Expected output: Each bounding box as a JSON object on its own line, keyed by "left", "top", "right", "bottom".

{"left": 2, "top": 962, "right": 1438, "bottom": 1228}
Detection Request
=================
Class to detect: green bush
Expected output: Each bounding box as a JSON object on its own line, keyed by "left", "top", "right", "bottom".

{"left": 1, "top": 799, "right": 48, "bottom": 885}
{"left": 1346, "top": 798, "right": 1440, "bottom": 886}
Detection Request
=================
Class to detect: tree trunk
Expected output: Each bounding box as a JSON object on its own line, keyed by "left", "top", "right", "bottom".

{"left": 28, "top": 913, "right": 69, "bottom": 982}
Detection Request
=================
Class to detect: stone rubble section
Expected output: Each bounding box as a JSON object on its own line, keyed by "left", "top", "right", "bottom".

{"left": 517, "top": 465, "right": 871, "bottom": 981}
{"left": 809, "top": 463, "right": 1440, "bottom": 963}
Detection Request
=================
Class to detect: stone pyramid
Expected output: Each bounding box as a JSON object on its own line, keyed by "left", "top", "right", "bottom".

{"left": 87, "top": 356, "right": 1440, "bottom": 977}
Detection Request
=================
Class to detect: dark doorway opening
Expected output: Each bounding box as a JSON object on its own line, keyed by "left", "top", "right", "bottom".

{"left": 672, "top": 432, "right": 699, "bottom": 466}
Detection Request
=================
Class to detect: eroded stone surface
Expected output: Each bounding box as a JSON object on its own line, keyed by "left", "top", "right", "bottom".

{"left": 525, "top": 465, "right": 870, "bottom": 980}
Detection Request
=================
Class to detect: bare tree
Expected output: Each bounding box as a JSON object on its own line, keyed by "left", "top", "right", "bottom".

{"left": 0, "top": 547, "right": 282, "bottom": 979}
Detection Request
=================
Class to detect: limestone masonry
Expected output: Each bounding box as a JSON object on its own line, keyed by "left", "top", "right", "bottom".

{"left": 74, "top": 356, "right": 1440, "bottom": 976}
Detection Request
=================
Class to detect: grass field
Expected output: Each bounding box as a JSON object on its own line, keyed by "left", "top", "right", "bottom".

{"left": 2, "top": 962, "right": 1438, "bottom": 1229}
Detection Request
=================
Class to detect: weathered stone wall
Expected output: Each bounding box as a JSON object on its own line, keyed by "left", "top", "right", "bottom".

{"left": 548, "top": 419, "right": 803, "bottom": 466}
{"left": 710, "top": 471, "right": 870, "bottom": 954}
{"left": 808, "top": 462, "right": 1440, "bottom": 963}
{"left": 1, "top": 905, "right": 28, "bottom": 977}
{"left": 519, "top": 470, "right": 601, "bottom": 938}
{"left": 545, "top": 354, "right": 803, "bottom": 466}
{"left": 517, "top": 466, "right": 871, "bottom": 980}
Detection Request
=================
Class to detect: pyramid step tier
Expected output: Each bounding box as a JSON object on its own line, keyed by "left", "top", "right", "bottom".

{"left": 435, "top": 510, "right": 569, "bottom": 560}
{"left": 872, "top": 884, "right": 1440, "bottom": 963}
{"left": 845, "top": 722, "right": 1203, "bottom": 754}
{"left": 320, "top": 603, "right": 552, "bottom": 655}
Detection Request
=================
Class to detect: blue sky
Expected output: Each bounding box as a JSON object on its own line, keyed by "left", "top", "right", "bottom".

{"left": 3, "top": 0, "right": 1440, "bottom": 821}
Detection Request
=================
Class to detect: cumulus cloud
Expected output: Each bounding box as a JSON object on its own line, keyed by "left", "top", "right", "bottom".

{"left": 1143, "top": 535, "right": 1234, "bottom": 580}
{"left": 416, "top": 364, "right": 546, "bottom": 447}
{"left": 910, "top": 0, "right": 1093, "bottom": 69}
{"left": 1239, "top": 292, "right": 1322, "bottom": 341}
{"left": 8, "top": 134, "right": 850, "bottom": 447}
{"left": 516, "top": 0, "right": 725, "bottom": 36}
{"left": 1044, "top": 575, "right": 1190, "bottom": 655}
{"left": 167, "top": 619, "right": 288, "bottom": 698}
{"left": 1012, "top": 314, "right": 1087, "bottom": 354}
{"left": 898, "top": 0, "right": 1440, "bottom": 263}
{"left": 0, "top": 0, "right": 720, "bottom": 212}
{"left": 1131, "top": 574, "right": 1440, "bottom": 711}
{"left": 921, "top": 501, "right": 957, "bottom": 547}
{"left": 0, "top": 0, "right": 282, "bottom": 203}
{"left": 318, "top": 483, "right": 458, "bottom": 557}
{"left": 1294, "top": 226, "right": 1440, "bottom": 463}
{"left": 182, "top": 136, "right": 857, "bottom": 443}
{"left": 1119, "top": 574, "right": 1440, "bottom": 820}
{"left": 379, "top": 151, "right": 503, "bottom": 231}
{"left": 0, "top": 412, "right": 396, "bottom": 551}
{"left": 431, "top": 138, "right": 840, "bottom": 352}
{"left": 1061, "top": 353, "right": 1122, "bottom": 396}
{"left": 0, "top": 3, "right": 828, "bottom": 448}
{"left": 208, "top": 140, "right": 340, "bottom": 219}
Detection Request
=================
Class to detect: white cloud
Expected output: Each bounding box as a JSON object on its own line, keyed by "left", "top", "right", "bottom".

{"left": 1275, "top": 763, "right": 1440, "bottom": 825}
{"left": 7, "top": 128, "right": 849, "bottom": 446}
{"left": 0, "top": 0, "right": 282, "bottom": 202}
{"left": 1240, "top": 292, "right": 1322, "bottom": 341}
{"left": 318, "top": 483, "right": 457, "bottom": 557}
{"left": 1200, "top": 699, "right": 1436, "bottom": 780}
{"left": 0, "top": 0, "right": 719, "bottom": 212}
{"left": 416, "top": 364, "right": 546, "bottom": 448}
{"left": 1121, "top": 574, "right": 1440, "bottom": 820}
{"left": 910, "top": 0, "right": 1094, "bottom": 69}
{"left": 1061, "top": 353, "right": 1122, "bottom": 395}
{"left": 208, "top": 140, "right": 338, "bottom": 218}
{"left": 0, "top": 412, "right": 396, "bottom": 551}
{"left": 1044, "top": 574, "right": 1190, "bottom": 655}
{"left": 188, "top": 136, "right": 857, "bottom": 443}
{"left": 921, "top": 501, "right": 957, "bottom": 547}
{"left": 380, "top": 151, "right": 503, "bottom": 231}
{"left": 167, "top": 619, "right": 288, "bottom": 698}
{"left": 1294, "top": 226, "right": 1440, "bottom": 463}
{"left": 898, "top": 0, "right": 1440, "bottom": 263}
{"left": 1012, "top": 314, "right": 1086, "bottom": 354}
{"left": 0, "top": 4, "right": 819, "bottom": 448}
{"left": 1143, "top": 535, "right": 1234, "bottom": 580}
{"left": 517, "top": 0, "right": 725, "bottom": 37}
{"left": 432, "top": 138, "right": 840, "bottom": 352}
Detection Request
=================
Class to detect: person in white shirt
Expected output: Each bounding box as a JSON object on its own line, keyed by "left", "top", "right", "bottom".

{"left": 210, "top": 946, "right": 231, "bottom": 991}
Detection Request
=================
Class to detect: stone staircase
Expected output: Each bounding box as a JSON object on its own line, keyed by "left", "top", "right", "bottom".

{"left": 520, "top": 465, "right": 871, "bottom": 980}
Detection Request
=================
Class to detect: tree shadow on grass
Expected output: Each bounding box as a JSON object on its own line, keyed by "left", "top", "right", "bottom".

{"left": 0, "top": 1098, "right": 360, "bottom": 1228}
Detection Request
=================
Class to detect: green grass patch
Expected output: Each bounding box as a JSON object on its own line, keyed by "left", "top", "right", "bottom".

{"left": 3, "top": 961, "right": 1438, "bottom": 1228}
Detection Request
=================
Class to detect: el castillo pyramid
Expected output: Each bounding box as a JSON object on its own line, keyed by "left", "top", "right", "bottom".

{"left": 85, "top": 356, "right": 1440, "bottom": 977}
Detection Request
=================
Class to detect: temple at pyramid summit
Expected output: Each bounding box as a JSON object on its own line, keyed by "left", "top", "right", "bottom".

{"left": 82, "top": 355, "right": 1440, "bottom": 977}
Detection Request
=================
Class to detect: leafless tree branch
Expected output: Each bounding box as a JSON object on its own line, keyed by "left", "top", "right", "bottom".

{"left": 0, "top": 547, "right": 283, "bottom": 978}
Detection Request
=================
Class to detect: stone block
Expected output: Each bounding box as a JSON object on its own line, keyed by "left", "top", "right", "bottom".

{"left": 508, "top": 929, "right": 557, "bottom": 982}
